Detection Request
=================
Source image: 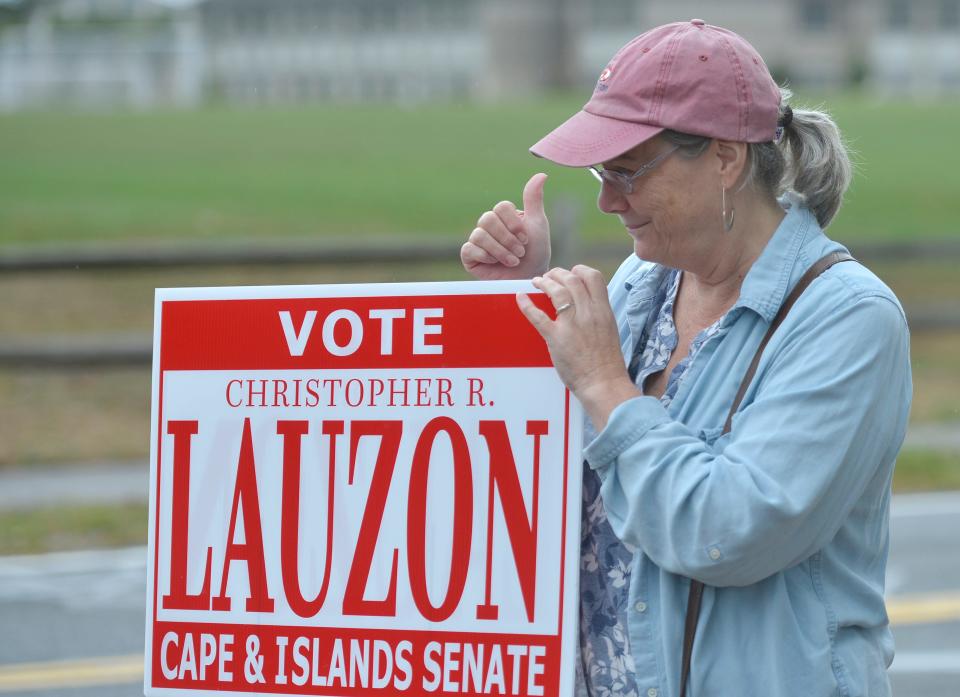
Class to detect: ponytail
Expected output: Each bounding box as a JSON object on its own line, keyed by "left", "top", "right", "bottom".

{"left": 747, "top": 87, "right": 853, "bottom": 229}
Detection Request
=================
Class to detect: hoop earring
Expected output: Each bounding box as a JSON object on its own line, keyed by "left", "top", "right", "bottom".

{"left": 722, "top": 187, "right": 736, "bottom": 232}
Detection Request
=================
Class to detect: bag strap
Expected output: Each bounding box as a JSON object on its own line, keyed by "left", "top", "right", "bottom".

{"left": 678, "top": 250, "right": 854, "bottom": 697}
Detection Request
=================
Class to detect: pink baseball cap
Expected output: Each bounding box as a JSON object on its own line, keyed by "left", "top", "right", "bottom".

{"left": 530, "top": 19, "right": 782, "bottom": 167}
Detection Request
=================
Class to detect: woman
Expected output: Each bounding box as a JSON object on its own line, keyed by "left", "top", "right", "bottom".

{"left": 461, "top": 20, "right": 911, "bottom": 697}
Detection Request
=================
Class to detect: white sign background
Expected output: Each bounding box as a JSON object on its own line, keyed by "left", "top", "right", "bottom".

{"left": 145, "top": 281, "right": 584, "bottom": 697}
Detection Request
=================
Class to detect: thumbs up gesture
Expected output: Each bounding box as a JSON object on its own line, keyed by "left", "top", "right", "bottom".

{"left": 461, "top": 173, "right": 551, "bottom": 280}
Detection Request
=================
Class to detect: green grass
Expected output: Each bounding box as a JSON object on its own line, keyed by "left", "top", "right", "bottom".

{"left": 907, "top": 331, "right": 960, "bottom": 423}
{"left": 813, "top": 93, "right": 960, "bottom": 240}
{"left": 1, "top": 94, "right": 958, "bottom": 247}
{"left": 0, "top": 102, "right": 600, "bottom": 245}
{"left": 893, "top": 450, "right": 960, "bottom": 492}
{"left": 0, "top": 503, "right": 147, "bottom": 555}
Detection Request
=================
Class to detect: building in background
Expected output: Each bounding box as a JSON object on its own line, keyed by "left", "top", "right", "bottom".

{"left": 0, "top": 0, "right": 958, "bottom": 110}
{"left": 0, "top": 0, "right": 204, "bottom": 108}
{"left": 645, "top": 0, "right": 960, "bottom": 94}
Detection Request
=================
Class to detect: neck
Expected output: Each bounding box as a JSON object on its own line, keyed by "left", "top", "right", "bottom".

{"left": 684, "top": 195, "right": 786, "bottom": 313}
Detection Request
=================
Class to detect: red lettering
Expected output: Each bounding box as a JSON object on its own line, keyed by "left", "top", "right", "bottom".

{"left": 324, "top": 379, "right": 341, "bottom": 407}
{"left": 225, "top": 381, "right": 242, "bottom": 408}
{"left": 247, "top": 379, "right": 267, "bottom": 407}
{"left": 345, "top": 379, "right": 363, "bottom": 407}
{"left": 162, "top": 420, "right": 213, "bottom": 610}
{"left": 305, "top": 379, "right": 320, "bottom": 408}
{"left": 277, "top": 420, "right": 342, "bottom": 618}
{"left": 476, "top": 420, "right": 548, "bottom": 622}
{"left": 437, "top": 378, "right": 453, "bottom": 407}
{"left": 407, "top": 417, "right": 473, "bottom": 622}
{"left": 368, "top": 378, "right": 385, "bottom": 406}
{"left": 342, "top": 421, "right": 402, "bottom": 616}
{"left": 415, "top": 378, "right": 431, "bottom": 406}
{"left": 212, "top": 418, "right": 275, "bottom": 613}
{"left": 468, "top": 378, "right": 487, "bottom": 406}
{"left": 272, "top": 379, "right": 289, "bottom": 407}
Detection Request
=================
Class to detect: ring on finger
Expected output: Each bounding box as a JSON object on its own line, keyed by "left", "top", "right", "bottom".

{"left": 555, "top": 302, "right": 574, "bottom": 315}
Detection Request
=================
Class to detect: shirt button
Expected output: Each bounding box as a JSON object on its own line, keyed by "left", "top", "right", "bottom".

{"left": 648, "top": 688, "right": 659, "bottom": 697}
{"left": 634, "top": 601, "right": 647, "bottom": 612}
{"left": 709, "top": 547, "right": 722, "bottom": 560}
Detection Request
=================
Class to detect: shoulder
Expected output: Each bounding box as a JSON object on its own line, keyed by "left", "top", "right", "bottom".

{"left": 784, "top": 215, "right": 907, "bottom": 332}
{"left": 773, "top": 253, "right": 910, "bottom": 366}
{"left": 754, "top": 253, "right": 912, "bottom": 410}
{"left": 807, "top": 254, "right": 907, "bottom": 328}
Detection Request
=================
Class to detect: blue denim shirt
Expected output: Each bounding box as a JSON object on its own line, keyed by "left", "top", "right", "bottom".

{"left": 578, "top": 268, "right": 730, "bottom": 697}
{"left": 582, "top": 197, "right": 912, "bottom": 697}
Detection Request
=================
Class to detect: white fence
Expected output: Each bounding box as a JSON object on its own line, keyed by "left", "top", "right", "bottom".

{"left": 4, "top": 0, "right": 960, "bottom": 110}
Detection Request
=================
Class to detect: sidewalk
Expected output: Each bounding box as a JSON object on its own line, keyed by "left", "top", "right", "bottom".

{"left": 0, "top": 462, "right": 147, "bottom": 511}
{"left": 904, "top": 422, "right": 960, "bottom": 452}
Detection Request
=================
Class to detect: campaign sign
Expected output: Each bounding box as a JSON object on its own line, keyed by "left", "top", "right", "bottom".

{"left": 145, "top": 281, "right": 584, "bottom": 697}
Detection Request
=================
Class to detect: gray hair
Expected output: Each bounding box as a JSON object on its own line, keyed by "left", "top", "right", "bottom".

{"left": 660, "top": 87, "right": 853, "bottom": 229}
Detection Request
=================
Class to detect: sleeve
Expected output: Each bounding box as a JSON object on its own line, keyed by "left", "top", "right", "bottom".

{"left": 582, "top": 294, "right": 912, "bottom": 587}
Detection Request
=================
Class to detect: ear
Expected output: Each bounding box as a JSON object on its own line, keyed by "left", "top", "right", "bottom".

{"left": 714, "top": 140, "right": 748, "bottom": 188}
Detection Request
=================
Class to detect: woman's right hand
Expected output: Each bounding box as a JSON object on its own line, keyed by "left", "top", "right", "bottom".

{"left": 461, "top": 173, "right": 551, "bottom": 280}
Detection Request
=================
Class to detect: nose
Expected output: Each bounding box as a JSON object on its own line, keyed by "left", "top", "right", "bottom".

{"left": 597, "top": 182, "right": 630, "bottom": 215}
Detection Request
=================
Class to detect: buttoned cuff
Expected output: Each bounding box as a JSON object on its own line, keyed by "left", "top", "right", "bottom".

{"left": 583, "top": 395, "right": 671, "bottom": 471}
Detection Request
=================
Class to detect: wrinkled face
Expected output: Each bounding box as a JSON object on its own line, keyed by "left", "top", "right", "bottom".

{"left": 596, "top": 137, "right": 723, "bottom": 271}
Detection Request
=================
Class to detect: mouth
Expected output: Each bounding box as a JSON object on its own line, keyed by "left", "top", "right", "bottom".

{"left": 625, "top": 221, "right": 651, "bottom": 234}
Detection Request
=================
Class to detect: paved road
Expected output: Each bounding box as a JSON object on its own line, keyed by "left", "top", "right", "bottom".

{"left": 902, "top": 422, "right": 960, "bottom": 452}
{"left": 886, "top": 492, "right": 960, "bottom": 695}
{"left": 0, "top": 546, "right": 144, "bottom": 697}
{"left": 1, "top": 493, "right": 958, "bottom": 696}
{"left": 0, "top": 463, "right": 147, "bottom": 511}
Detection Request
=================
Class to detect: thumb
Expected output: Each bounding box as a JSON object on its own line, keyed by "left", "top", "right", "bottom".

{"left": 521, "top": 173, "right": 548, "bottom": 220}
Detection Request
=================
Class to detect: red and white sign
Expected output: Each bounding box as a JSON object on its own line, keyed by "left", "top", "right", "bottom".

{"left": 145, "top": 281, "right": 584, "bottom": 697}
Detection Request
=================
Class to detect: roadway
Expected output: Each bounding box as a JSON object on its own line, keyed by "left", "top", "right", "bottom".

{"left": 1, "top": 491, "right": 958, "bottom": 696}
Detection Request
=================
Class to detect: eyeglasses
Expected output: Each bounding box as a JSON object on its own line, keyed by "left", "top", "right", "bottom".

{"left": 588, "top": 145, "right": 680, "bottom": 195}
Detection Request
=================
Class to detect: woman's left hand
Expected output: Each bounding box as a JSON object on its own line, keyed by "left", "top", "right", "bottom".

{"left": 517, "top": 265, "right": 641, "bottom": 430}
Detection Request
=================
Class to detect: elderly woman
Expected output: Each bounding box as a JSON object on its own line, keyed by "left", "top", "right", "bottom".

{"left": 461, "top": 20, "right": 911, "bottom": 697}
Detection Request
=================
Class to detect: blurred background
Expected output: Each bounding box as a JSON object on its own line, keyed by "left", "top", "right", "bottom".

{"left": 0, "top": 0, "right": 958, "bottom": 695}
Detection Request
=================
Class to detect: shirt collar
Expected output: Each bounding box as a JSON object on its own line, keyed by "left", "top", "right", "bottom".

{"left": 623, "top": 259, "right": 667, "bottom": 299}
{"left": 733, "top": 193, "right": 817, "bottom": 322}
{"left": 621, "top": 262, "right": 670, "bottom": 345}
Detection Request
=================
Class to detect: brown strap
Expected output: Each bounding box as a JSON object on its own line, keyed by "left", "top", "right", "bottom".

{"left": 677, "top": 250, "right": 854, "bottom": 697}
{"left": 720, "top": 251, "right": 855, "bottom": 435}
{"left": 678, "top": 579, "right": 704, "bottom": 697}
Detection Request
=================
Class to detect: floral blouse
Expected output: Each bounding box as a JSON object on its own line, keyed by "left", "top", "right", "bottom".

{"left": 577, "top": 269, "right": 730, "bottom": 697}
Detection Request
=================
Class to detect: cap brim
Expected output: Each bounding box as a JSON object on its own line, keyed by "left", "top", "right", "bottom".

{"left": 529, "top": 109, "right": 664, "bottom": 167}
